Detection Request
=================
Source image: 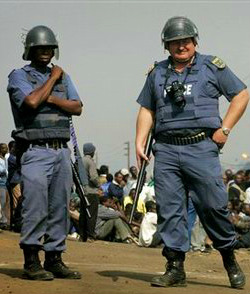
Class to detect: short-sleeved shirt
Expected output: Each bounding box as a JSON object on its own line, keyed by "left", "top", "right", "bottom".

{"left": 7, "top": 64, "right": 81, "bottom": 128}
{"left": 137, "top": 52, "right": 246, "bottom": 112}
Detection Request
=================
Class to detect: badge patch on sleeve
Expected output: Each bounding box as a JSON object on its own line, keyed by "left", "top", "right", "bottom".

{"left": 211, "top": 56, "right": 226, "bottom": 69}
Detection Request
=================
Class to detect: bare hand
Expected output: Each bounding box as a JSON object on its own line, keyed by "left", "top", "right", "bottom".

{"left": 212, "top": 128, "right": 228, "bottom": 149}
{"left": 51, "top": 64, "right": 63, "bottom": 80}
{"left": 120, "top": 180, "right": 126, "bottom": 188}
{"left": 136, "top": 144, "right": 150, "bottom": 169}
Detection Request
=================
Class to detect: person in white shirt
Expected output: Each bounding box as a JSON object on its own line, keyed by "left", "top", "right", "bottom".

{"left": 0, "top": 143, "right": 8, "bottom": 228}
{"left": 245, "top": 187, "right": 250, "bottom": 204}
{"left": 139, "top": 201, "right": 161, "bottom": 247}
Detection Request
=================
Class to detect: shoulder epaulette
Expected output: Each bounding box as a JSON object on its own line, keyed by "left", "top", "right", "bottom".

{"left": 8, "top": 69, "right": 16, "bottom": 78}
{"left": 211, "top": 56, "right": 226, "bottom": 69}
{"left": 145, "top": 61, "right": 158, "bottom": 76}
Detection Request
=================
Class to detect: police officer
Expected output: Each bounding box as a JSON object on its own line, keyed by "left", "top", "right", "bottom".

{"left": 7, "top": 25, "right": 82, "bottom": 280}
{"left": 136, "top": 16, "right": 249, "bottom": 289}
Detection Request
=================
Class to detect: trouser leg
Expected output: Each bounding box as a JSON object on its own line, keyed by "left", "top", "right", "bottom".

{"left": 152, "top": 143, "right": 187, "bottom": 287}
{"left": 181, "top": 139, "right": 245, "bottom": 288}
{"left": 20, "top": 149, "right": 50, "bottom": 247}
{"left": 150, "top": 231, "right": 162, "bottom": 247}
{"left": 44, "top": 148, "right": 72, "bottom": 252}
{"left": 79, "top": 193, "right": 99, "bottom": 241}
{"left": 97, "top": 219, "right": 116, "bottom": 240}
{"left": 183, "top": 139, "right": 237, "bottom": 250}
{"left": 0, "top": 187, "right": 7, "bottom": 225}
{"left": 113, "top": 218, "right": 131, "bottom": 240}
{"left": 20, "top": 147, "right": 72, "bottom": 252}
{"left": 153, "top": 143, "right": 189, "bottom": 252}
{"left": 97, "top": 218, "right": 131, "bottom": 241}
{"left": 191, "top": 215, "right": 207, "bottom": 251}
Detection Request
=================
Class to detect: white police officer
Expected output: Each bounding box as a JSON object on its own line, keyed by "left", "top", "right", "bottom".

{"left": 136, "top": 16, "right": 249, "bottom": 289}
{"left": 7, "top": 25, "right": 82, "bottom": 280}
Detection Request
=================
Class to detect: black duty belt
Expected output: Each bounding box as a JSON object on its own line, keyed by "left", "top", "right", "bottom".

{"left": 29, "top": 139, "right": 68, "bottom": 150}
{"left": 156, "top": 131, "right": 212, "bottom": 145}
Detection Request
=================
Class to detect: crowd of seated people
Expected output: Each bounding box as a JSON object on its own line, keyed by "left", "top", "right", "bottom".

{"left": 68, "top": 164, "right": 159, "bottom": 246}
{"left": 225, "top": 169, "right": 250, "bottom": 249}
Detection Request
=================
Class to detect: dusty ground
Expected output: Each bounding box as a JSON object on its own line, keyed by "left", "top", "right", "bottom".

{"left": 0, "top": 230, "right": 249, "bottom": 294}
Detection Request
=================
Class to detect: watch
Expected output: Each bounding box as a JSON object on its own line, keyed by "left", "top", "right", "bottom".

{"left": 222, "top": 127, "right": 231, "bottom": 136}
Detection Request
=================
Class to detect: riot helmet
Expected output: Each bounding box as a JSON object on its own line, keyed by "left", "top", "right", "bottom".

{"left": 22, "top": 25, "right": 59, "bottom": 60}
{"left": 161, "top": 16, "right": 199, "bottom": 48}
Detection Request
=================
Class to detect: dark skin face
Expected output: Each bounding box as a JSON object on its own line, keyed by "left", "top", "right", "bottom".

{"left": 235, "top": 174, "right": 244, "bottom": 185}
{"left": 115, "top": 173, "right": 124, "bottom": 184}
{"left": 243, "top": 204, "right": 250, "bottom": 216}
{"left": 129, "top": 189, "right": 136, "bottom": 200}
{"left": 30, "top": 46, "right": 54, "bottom": 68}
{"left": 0, "top": 144, "right": 8, "bottom": 157}
{"left": 130, "top": 166, "right": 138, "bottom": 178}
{"left": 103, "top": 198, "right": 117, "bottom": 209}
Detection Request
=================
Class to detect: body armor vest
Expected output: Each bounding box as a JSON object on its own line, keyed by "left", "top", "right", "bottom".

{"left": 12, "top": 68, "right": 70, "bottom": 141}
{"left": 153, "top": 54, "right": 222, "bottom": 134}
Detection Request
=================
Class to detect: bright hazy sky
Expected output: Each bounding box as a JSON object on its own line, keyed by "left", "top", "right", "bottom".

{"left": 1, "top": 0, "right": 250, "bottom": 173}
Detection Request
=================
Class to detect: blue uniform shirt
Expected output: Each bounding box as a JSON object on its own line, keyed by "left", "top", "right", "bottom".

{"left": 7, "top": 64, "right": 81, "bottom": 128}
{"left": 137, "top": 53, "right": 246, "bottom": 133}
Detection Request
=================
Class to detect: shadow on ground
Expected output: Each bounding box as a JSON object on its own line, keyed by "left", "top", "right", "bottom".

{"left": 97, "top": 270, "right": 228, "bottom": 288}
{"left": 97, "top": 270, "right": 154, "bottom": 282}
{"left": 0, "top": 268, "right": 23, "bottom": 279}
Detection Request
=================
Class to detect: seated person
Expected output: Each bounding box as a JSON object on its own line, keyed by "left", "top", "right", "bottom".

{"left": 124, "top": 203, "right": 143, "bottom": 237}
{"left": 68, "top": 193, "right": 81, "bottom": 240}
{"left": 108, "top": 171, "right": 124, "bottom": 204}
{"left": 138, "top": 201, "right": 161, "bottom": 247}
{"left": 95, "top": 196, "right": 138, "bottom": 244}
{"left": 123, "top": 188, "right": 147, "bottom": 215}
{"left": 101, "top": 173, "right": 113, "bottom": 197}
{"left": 234, "top": 203, "right": 250, "bottom": 249}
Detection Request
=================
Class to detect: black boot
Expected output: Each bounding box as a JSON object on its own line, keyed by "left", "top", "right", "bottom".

{"left": 220, "top": 249, "right": 245, "bottom": 289}
{"left": 44, "top": 251, "right": 81, "bottom": 279}
{"left": 151, "top": 248, "right": 186, "bottom": 287}
{"left": 22, "top": 246, "right": 54, "bottom": 281}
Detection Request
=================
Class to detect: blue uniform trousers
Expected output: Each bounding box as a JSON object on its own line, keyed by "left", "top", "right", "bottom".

{"left": 153, "top": 137, "right": 236, "bottom": 252}
{"left": 20, "top": 146, "right": 72, "bottom": 252}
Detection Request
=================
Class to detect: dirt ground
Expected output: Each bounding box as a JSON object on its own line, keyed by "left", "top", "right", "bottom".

{"left": 0, "top": 231, "right": 249, "bottom": 294}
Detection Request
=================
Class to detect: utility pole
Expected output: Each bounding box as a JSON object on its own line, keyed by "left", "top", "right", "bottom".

{"left": 124, "top": 141, "right": 130, "bottom": 170}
